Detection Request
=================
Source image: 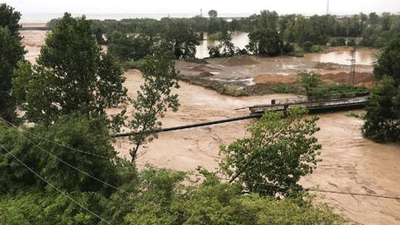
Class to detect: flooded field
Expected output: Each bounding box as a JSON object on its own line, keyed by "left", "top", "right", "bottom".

{"left": 21, "top": 28, "right": 400, "bottom": 225}
{"left": 20, "top": 29, "right": 47, "bottom": 64}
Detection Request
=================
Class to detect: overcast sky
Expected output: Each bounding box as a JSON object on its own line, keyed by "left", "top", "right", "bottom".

{"left": 3, "top": 0, "right": 400, "bottom": 21}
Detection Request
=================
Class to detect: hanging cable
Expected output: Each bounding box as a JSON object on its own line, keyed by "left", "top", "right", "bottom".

{"left": 0, "top": 143, "right": 112, "bottom": 225}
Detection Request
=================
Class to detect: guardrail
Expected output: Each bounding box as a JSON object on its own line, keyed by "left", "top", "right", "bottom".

{"left": 250, "top": 96, "right": 369, "bottom": 114}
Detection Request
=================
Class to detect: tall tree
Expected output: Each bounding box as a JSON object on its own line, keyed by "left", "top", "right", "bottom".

{"left": 373, "top": 34, "right": 400, "bottom": 82}
{"left": 219, "top": 107, "right": 321, "bottom": 196}
{"left": 208, "top": 10, "right": 218, "bottom": 19}
{"left": 0, "top": 4, "right": 25, "bottom": 123}
{"left": 368, "top": 12, "right": 380, "bottom": 25}
{"left": 128, "top": 42, "right": 180, "bottom": 161}
{"left": 363, "top": 76, "right": 399, "bottom": 142}
{"left": 247, "top": 10, "right": 284, "bottom": 56}
{"left": 13, "top": 13, "right": 127, "bottom": 126}
{"left": 163, "top": 20, "right": 200, "bottom": 59}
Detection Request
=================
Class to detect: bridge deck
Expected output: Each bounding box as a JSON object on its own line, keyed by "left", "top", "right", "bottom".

{"left": 249, "top": 96, "right": 369, "bottom": 114}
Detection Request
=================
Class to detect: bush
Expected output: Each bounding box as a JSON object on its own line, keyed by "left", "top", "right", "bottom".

{"left": 347, "top": 39, "right": 357, "bottom": 46}
{"left": 122, "top": 58, "right": 147, "bottom": 70}
{"left": 298, "top": 72, "right": 368, "bottom": 101}
{"left": 330, "top": 38, "right": 346, "bottom": 46}
{"left": 346, "top": 111, "right": 366, "bottom": 119}
{"left": 124, "top": 168, "right": 345, "bottom": 225}
{"left": 310, "top": 45, "right": 325, "bottom": 53}
{"left": 208, "top": 45, "right": 221, "bottom": 58}
{"left": 302, "top": 41, "right": 314, "bottom": 52}
{"left": 273, "top": 84, "right": 295, "bottom": 93}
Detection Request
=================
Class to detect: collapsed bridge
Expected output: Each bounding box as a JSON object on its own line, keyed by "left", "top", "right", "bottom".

{"left": 115, "top": 94, "right": 369, "bottom": 138}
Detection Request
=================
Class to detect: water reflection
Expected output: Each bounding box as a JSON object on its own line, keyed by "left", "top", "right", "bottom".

{"left": 304, "top": 50, "right": 375, "bottom": 66}
{"left": 195, "top": 32, "right": 375, "bottom": 66}
{"left": 196, "top": 31, "right": 249, "bottom": 59}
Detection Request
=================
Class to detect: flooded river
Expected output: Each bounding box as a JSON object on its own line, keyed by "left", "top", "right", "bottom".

{"left": 115, "top": 70, "right": 400, "bottom": 225}
{"left": 21, "top": 28, "right": 400, "bottom": 225}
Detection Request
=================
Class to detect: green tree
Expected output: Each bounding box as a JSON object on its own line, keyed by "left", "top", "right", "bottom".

{"left": 163, "top": 20, "right": 200, "bottom": 59}
{"left": 363, "top": 76, "right": 399, "bottom": 142}
{"left": 108, "top": 31, "right": 155, "bottom": 61}
{"left": 218, "top": 22, "right": 235, "bottom": 56}
{"left": 368, "top": 12, "right": 380, "bottom": 25}
{"left": 374, "top": 34, "right": 400, "bottom": 81}
{"left": 219, "top": 107, "right": 321, "bottom": 196}
{"left": 0, "top": 114, "right": 121, "bottom": 193}
{"left": 13, "top": 13, "right": 127, "bottom": 126}
{"left": 208, "top": 10, "right": 218, "bottom": 19}
{"left": 128, "top": 43, "right": 180, "bottom": 161}
{"left": 298, "top": 72, "right": 323, "bottom": 97}
{"left": 0, "top": 4, "right": 25, "bottom": 124}
{"left": 246, "top": 11, "right": 283, "bottom": 56}
{"left": 0, "top": 4, "right": 22, "bottom": 36}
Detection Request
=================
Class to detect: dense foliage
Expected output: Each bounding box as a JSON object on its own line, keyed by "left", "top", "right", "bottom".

{"left": 13, "top": 13, "right": 127, "bottom": 126}
{"left": 46, "top": 11, "right": 400, "bottom": 59}
{"left": 363, "top": 36, "right": 400, "bottom": 143}
{"left": 220, "top": 107, "right": 321, "bottom": 196}
{"left": 0, "top": 4, "right": 25, "bottom": 123}
{"left": 0, "top": 114, "right": 123, "bottom": 194}
{"left": 363, "top": 76, "right": 400, "bottom": 142}
{"left": 298, "top": 72, "right": 368, "bottom": 100}
{"left": 374, "top": 34, "right": 400, "bottom": 81}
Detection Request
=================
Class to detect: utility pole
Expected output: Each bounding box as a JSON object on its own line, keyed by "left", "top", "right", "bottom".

{"left": 349, "top": 47, "right": 356, "bottom": 85}
{"left": 327, "top": 0, "right": 330, "bottom": 15}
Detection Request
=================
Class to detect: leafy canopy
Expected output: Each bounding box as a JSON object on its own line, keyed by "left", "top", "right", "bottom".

{"left": 13, "top": 13, "right": 127, "bottom": 126}
{"left": 219, "top": 107, "right": 322, "bottom": 196}
{"left": 0, "top": 4, "right": 25, "bottom": 123}
{"left": 128, "top": 42, "right": 180, "bottom": 161}
{"left": 363, "top": 76, "right": 400, "bottom": 142}
{"left": 374, "top": 34, "right": 400, "bottom": 82}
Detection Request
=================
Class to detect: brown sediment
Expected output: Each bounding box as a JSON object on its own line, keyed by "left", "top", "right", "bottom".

{"left": 253, "top": 72, "right": 378, "bottom": 89}
{"left": 253, "top": 74, "right": 298, "bottom": 84}
{"left": 220, "top": 55, "right": 259, "bottom": 66}
{"left": 322, "top": 72, "right": 378, "bottom": 88}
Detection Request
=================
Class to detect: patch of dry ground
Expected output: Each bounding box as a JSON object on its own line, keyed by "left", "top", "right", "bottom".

{"left": 254, "top": 72, "right": 378, "bottom": 88}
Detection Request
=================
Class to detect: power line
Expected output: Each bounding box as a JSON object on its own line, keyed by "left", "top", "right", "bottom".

{"left": 0, "top": 117, "right": 111, "bottom": 160}
{"left": 306, "top": 188, "right": 400, "bottom": 200}
{"left": 0, "top": 118, "right": 128, "bottom": 195}
{"left": 0, "top": 143, "right": 112, "bottom": 225}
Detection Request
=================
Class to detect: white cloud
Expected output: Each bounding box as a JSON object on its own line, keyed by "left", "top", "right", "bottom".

{"left": 3, "top": 0, "right": 400, "bottom": 22}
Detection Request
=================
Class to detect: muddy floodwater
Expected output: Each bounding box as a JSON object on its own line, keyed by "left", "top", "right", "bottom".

{"left": 304, "top": 49, "right": 377, "bottom": 66}
{"left": 196, "top": 32, "right": 377, "bottom": 66}
{"left": 22, "top": 27, "right": 400, "bottom": 225}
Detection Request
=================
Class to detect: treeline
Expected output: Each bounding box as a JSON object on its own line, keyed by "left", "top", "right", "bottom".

{"left": 48, "top": 10, "right": 400, "bottom": 54}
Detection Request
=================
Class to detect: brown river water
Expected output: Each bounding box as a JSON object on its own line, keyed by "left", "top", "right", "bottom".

{"left": 21, "top": 28, "right": 400, "bottom": 225}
